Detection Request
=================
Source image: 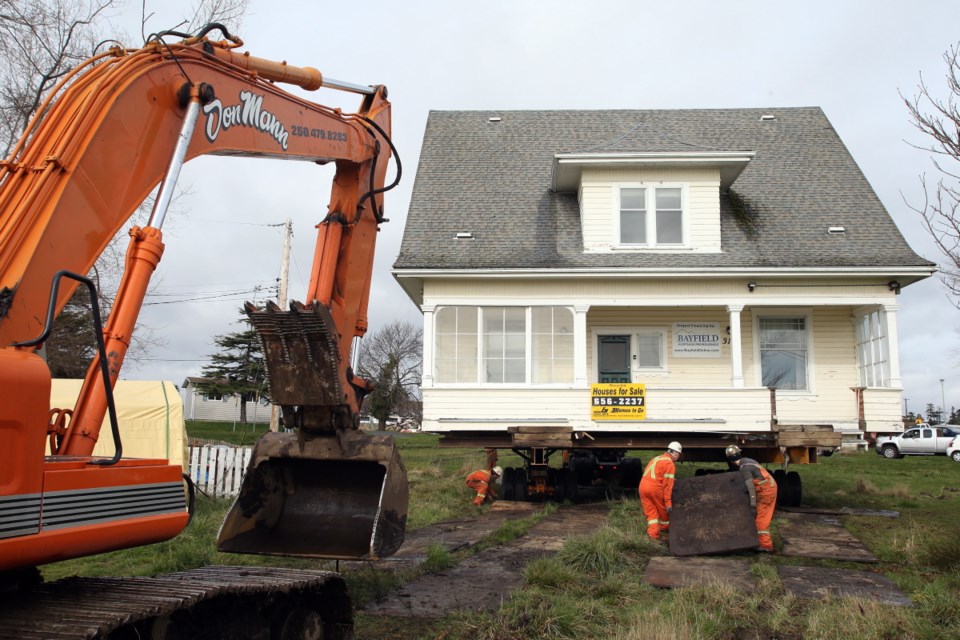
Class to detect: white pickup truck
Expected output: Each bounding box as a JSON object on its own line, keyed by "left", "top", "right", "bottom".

{"left": 875, "top": 424, "right": 960, "bottom": 459}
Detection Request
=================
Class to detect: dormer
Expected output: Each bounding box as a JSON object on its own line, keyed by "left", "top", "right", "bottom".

{"left": 552, "top": 151, "right": 754, "bottom": 254}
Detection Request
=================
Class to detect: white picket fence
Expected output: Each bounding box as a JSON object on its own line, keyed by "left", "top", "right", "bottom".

{"left": 188, "top": 445, "right": 252, "bottom": 497}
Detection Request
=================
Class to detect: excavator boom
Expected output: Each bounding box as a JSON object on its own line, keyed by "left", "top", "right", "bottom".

{"left": 0, "top": 28, "right": 407, "bottom": 580}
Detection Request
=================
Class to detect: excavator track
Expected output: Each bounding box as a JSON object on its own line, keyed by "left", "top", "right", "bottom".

{"left": 0, "top": 565, "right": 354, "bottom": 639}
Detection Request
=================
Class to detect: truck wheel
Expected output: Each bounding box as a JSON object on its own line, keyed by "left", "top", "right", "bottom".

{"left": 502, "top": 467, "right": 516, "bottom": 501}
{"left": 952, "top": 451, "right": 960, "bottom": 462}
{"left": 881, "top": 445, "right": 901, "bottom": 460}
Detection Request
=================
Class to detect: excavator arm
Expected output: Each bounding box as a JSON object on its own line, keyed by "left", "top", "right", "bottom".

{"left": 0, "top": 28, "right": 406, "bottom": 572}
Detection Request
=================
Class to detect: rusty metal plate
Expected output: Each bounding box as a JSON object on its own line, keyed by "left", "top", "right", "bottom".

{"left": 777, "top": 512, "right": 877, "bottom": 562}
{"left": 778, "top": 565, "right": 912, "bottom": 606}
{"left": 643, "top": 556, "right": 756, "bottom": 591}
{"left": 669, "top": 472, "right": 759, "bottom": 556}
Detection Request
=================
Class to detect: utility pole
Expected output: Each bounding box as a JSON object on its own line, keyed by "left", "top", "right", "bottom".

{"left": 941, "top": 378, "right": 946, "bottom": 425}
{"left": 904, "top": 397, "right": 909, "bottom": 417}
{"left": 269, "top": 218, "right": 293, "bottom": 432}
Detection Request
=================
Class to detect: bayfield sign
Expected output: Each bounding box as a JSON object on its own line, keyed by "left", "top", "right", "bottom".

{"left": 672, "top": 322, "right": 722, "bottom": 358}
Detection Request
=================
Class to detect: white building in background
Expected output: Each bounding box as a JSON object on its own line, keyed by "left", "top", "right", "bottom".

{"left": 180, "top": 377, "right": 270, "bottom": 424}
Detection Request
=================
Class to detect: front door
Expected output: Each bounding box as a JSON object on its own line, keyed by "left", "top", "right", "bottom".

{"left": 598, "top": 335, "right": 631, "bottom": 383}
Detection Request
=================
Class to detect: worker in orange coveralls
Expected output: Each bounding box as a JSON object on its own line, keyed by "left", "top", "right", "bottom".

{"left": 638, "top": 442, "right": 682, "bottom": 541}
{"left": 725, "top": 445, "right": 778, "bottom": 553}
{"left": 466, "top": 466, "right": 502, "bottom": 506}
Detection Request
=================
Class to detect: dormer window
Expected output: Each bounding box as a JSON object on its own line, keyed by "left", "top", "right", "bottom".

{"left": 618, "top": 185, "right": 684, "bottom": 246}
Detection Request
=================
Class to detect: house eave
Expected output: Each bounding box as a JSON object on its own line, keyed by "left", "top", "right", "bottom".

{"left": 551, "top": 151, "right": 756, "bottom": 192}
{"left": 392, "top": 265, "right": 938, "bottom": 307}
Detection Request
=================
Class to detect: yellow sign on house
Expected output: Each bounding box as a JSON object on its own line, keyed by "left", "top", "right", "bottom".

{"left": 591, "top": 383, "right": 646, "bottom": 420}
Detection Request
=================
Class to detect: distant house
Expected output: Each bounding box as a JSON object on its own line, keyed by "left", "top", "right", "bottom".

{"left": 180, "top": 376, "right": 271, "bottom": 424}
{"left": 393, "top": 108, "right": 937, "bottom": 445}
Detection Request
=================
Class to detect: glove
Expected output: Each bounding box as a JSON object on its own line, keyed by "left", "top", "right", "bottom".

{"left": 666, "top": 506, "right": 672, "bottom": 514}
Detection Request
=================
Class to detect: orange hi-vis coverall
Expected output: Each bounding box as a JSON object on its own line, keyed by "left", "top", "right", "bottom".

{"left": 638, "top": 453, "right": 676, "bottom": 540}
{"left": 738, "top": 457, "right": 778, "bottom": 551}
{"left": 466, "top": 469, "right": 494, "bottom": 506}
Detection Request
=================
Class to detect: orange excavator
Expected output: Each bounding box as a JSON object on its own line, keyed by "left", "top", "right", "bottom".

{"left": 0, "top": 24, "right": 406, "bottom": 637}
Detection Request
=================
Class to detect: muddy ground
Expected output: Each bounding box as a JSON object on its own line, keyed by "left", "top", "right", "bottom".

{"left": 347, "top": 500, "right": 907, "bottom": 639}
{"left": 362, "top": 501, "right": 609, "bottom": 618}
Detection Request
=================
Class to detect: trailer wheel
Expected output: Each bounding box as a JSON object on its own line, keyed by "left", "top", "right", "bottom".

{"left": 513, "top": 468, "right": 529, "bottom": 502}
{"left": 785, "top": 471, "right": 802, "bottom": 507}
{"left": 502, "top": 467, "right": 516, "bottom": 501}
{"left": 563, "top": 468, "right": 578, "bottom": 503}
{"left": 772, "top": 470, "right": 787, "bottom": 506}
{"left": 621, "top": 458, "right": 643, "bottom": 487}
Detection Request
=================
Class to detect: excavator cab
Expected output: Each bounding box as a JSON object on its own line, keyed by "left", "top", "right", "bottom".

{"left": 217, "top": 302, "right": 408, "bottom": 560}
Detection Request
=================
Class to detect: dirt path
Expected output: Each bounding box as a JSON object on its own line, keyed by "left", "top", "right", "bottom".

{"left": 362, "top": 502, "right": 610, "bottom": 618}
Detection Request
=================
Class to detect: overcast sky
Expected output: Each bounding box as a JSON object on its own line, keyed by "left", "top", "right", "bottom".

{"left": 114, "top": 0, "right": 960, "bottom": 419}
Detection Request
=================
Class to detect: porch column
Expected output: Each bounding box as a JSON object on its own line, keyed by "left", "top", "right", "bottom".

{"left": 882, "top": 304, "right": 902, "bottom": 388}
{"left": 421, "top": 304, "right": 436, "bottom": 389}
{"left": 727, "top": 304, "right": 745, "bottom": 388}
{"left": 574, "top": 304, "right": 589, "bottom": 387}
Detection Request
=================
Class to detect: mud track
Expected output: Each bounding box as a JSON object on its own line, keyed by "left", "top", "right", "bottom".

{"left": 360, "top": 501, "right": 610, "bottom": 619}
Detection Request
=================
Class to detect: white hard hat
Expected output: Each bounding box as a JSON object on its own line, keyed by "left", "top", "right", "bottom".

{"left": 667, "top": 441, "right": 683, "bottom": 454}
{"left": 492, "top": 466, "right": 503, "bottom": 477}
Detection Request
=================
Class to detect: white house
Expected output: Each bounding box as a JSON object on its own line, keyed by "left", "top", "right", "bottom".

{"left": 393, "top": 108, "right": 936, "bottom": 450}
{"left": 180, "top": 376, "right": 271, "bottom": 424}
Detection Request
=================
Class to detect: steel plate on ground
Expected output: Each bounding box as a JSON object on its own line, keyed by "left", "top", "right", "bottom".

{"left": 669, "top": 472, "right": 759, "bottom": 556}
{"left": 777, "top": 511, "right": 877, "bottom": 562}
{"left": 643, "top": 556, "right": 756, "bottom": 592}
{"left": 778, "top": 565, "right": 912, "bottom": 606}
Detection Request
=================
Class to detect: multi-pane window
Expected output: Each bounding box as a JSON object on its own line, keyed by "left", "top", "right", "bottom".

{"left": 434, "top": 306, "right": 574, "bottom": 385}
{"left": 855, "top": 310, "right": 890, "bottom": 387}
{"left": 619, "top": 186, "right": 684, "bottom": 246}
{"left": 435, "top": 306, "right": 479, "bottom": 383}
{"left": 759, "top": 317, "right": 808, "bottom": 390}
{"left": 483, "top": 307, "right": 526, "bottom": 383}
{"left": 532, "top": 307, "right": 574, "bottom": 383}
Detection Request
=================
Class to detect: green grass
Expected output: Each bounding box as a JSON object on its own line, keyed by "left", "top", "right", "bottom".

{"left": 185, "top": 419, "right": 271, "bottom": 446}
{"left": 36, "top": 438, "right": 960, "bottom": 639}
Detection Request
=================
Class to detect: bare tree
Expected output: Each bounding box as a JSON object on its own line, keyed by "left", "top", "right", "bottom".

{"left": 356, "top": 320, "right": 423, "bottom": 428}
{"left": 904, "top": 43, "right": 960, "bottom": 306}
{"left": 0, "top": 0, "right": 248, "bottom": 373}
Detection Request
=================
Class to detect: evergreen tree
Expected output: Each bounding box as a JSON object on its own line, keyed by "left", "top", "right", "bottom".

{"left": 196, "top": 313, "right": 265, "bottom": 424}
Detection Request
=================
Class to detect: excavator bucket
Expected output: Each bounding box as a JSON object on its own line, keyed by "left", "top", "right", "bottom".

{"left": 217, "top": 429, "right": 408, "bottom": 560}
{"left": 217, "top": 301, "right": 408, "bottom": 560}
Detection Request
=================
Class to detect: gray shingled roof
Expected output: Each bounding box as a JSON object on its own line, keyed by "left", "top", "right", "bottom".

{"left": 394, "top": 108, "right": 933, "bottom": 272}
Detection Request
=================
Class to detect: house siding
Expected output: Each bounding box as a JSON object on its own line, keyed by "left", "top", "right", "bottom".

{"left": 180, "top": 383, "right": 271, "bottom": 424}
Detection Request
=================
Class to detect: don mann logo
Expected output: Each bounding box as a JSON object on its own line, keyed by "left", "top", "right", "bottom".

{"left": 202, "top": 90, "right": 289, "bottom": 150}
{"left": 591, "top": 383, "right": 646, "bottom": 420}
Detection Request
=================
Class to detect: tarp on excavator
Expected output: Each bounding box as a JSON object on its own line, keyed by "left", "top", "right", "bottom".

{"left": 50, "top": 380, "right": 187, "bottom": 467}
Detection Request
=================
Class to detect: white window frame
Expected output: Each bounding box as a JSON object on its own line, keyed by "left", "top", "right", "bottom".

{"left": 434, "top": 305, "right": 575, "bottom": 387}
{"left": 592, "top": 327, "right": 670, "bottom": 381}
{"left": 752, "top": 309, "right": 814, "bottom": 394}
{"left": 615, "top": 183, "right": 688, "bottom": 248}
{"left": 854, "top": 308, "right": 891, "bottom": 388}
